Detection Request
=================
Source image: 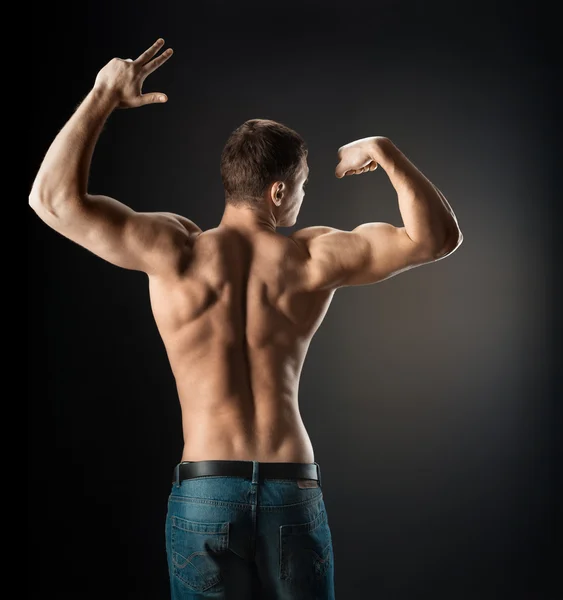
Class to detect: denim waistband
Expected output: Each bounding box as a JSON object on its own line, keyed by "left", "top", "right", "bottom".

{"left": 172, "top": 460, "right": 322, "bottom": 487}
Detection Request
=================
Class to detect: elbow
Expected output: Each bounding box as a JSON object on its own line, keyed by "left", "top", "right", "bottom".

{"left": 434, "top": 228, "right": 463, "bottom": 259}
{"left": 28, "top": 191, "right": 57, "bottom": 218}
{"left": 28, "top": 183, "right": 42, "bottom": 208}
{"left": 29, "top": 182, "right": 52, "bottom": 211}
{"left": 28, "top": 189, "right": 48, "bottom": 215}
{"left": 29, "top": 177, "right": 50, "bottom": 208}
{"left": 28, "top": 189, "right": 80, "bottom": 220}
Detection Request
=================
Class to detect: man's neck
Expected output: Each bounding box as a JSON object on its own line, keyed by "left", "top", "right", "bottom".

{"left": 220, "top": 203, "right": 278, "bottom": 233}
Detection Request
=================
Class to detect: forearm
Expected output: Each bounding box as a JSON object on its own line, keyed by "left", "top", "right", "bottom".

{"left": 372, "top": 138, "right": 462, "bottom": 253}
{"left": 29, "top": 85, "right": 119, "bottom": 214}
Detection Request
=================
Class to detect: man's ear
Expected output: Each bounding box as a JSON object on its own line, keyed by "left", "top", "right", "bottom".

{"left": 271, "top": 182, "right": 285, "bottom": 206}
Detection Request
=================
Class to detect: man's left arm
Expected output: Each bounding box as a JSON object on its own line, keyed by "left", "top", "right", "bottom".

{"left": 29, "top": 38, "right": 201, "bottom": 275}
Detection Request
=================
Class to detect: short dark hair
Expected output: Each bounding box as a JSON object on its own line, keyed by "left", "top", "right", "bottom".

{"left": 220, "top": 118, "right": 308, "bottom": 208}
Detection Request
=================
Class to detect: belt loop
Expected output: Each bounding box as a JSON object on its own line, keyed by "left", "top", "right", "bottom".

{"left": 314, "top": 462, "right": 322, "bottom": 488}
{"left": 251, "top": 460, "right": 259, "bottom": 485}
{"left": 174, "top": 464, "right": 180, "bottom": 488}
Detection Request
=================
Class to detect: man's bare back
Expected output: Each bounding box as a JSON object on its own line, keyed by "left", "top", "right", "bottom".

{"left": 151, "top": 226, "right": 330, "bottom": 464}
{"left": 29, "top": 39, "right": 463, "bottom": 470}
{"left": 28, "top": 40, "right": 466, "bottom": 600}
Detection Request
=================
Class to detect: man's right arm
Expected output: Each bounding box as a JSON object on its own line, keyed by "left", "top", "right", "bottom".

{"left": 291, "top": 136, "right": 463, "bottom": 291}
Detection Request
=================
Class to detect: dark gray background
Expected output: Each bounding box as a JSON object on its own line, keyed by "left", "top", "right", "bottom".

{"left": 28, "top": 1, "right": 559, "bottom": 598}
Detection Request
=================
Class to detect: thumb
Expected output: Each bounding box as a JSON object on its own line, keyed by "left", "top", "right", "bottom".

{"left": 137, "top": 93, "right": 168, "bottom": 107}
{"left": 335, "top": 160, "right": 351, "bottom": 179}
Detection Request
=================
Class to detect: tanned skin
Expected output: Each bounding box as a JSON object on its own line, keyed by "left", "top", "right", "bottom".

{"left": 29, "top": 38, "right": 463, "bottom": 465}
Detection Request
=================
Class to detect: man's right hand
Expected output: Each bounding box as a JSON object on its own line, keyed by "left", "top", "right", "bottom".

{"left": 335, "top": 136, "right": 389, "bottom": 178}
{"left": 93, "top": 38, "right": 174, "bottom": 109}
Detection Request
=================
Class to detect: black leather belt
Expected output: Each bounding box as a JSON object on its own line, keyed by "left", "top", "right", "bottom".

{"left": 173, "top": 460, "right": 322, "bottom": 487}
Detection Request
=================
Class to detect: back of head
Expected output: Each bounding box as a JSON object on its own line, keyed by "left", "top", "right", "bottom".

{"left": 220, "top": 118, "right": 308, "bottom": 208}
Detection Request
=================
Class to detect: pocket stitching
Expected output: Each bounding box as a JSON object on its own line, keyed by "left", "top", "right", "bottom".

{"left": 279, "top": 509, "right": 333, "bottom": 582}
{"left": 170, "top": 517, "right": 230, "bottom": 591}
{"left": 171, "top": 514, "right": 230, "bottom": 535}
{"left": 280, "top": 507, "right": 329, "bottom": 536}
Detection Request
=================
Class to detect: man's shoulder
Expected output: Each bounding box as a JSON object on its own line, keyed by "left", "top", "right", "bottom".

{"left": 157, "top": 212, "right": 203, "bottom": 236}
{"left": 289, "top": 226, "right": 341, "bottom": 256}
{"left": 290, "top": 226, "right": 339, "bottom": 242}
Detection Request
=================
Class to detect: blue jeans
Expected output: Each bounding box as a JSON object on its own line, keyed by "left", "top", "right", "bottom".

{"left": 165, "top": 460, "right": 335, "bottom": 599}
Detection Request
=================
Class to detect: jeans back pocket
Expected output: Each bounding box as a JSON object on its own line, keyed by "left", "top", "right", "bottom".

{"left": 280, "top": 506, "right": 334, "bottom": 588}
{"left": 170, "top": 515, "right": 230, "bottom": 592}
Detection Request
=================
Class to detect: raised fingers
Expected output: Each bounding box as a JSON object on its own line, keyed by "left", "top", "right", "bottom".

{"left": 134, "top": 38, "right": 165, "bottom": 65}
{"left": 141, "top": 47, "right": 174, "bottom": 76}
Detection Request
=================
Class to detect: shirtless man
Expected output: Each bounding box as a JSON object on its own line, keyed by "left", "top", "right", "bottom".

{"left": 29, "top": 39, "right": 463, "bottom": 600}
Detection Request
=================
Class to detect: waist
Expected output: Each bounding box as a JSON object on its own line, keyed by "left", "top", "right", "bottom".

{"left": 172, "top": 459, "right": 322, "bottom": 486}
{"left": 180, "top": 408, "right": 315, "bottom": 463}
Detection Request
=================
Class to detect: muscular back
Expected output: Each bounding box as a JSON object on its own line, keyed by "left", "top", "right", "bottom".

{"left": 148, "top": 226, "right": 335, "bottom": 463}
{"left": 30, "top": 191, "right": 452, "bottom": 463}
{"left": 30, "top": 135, "right": 462, "bottom": 464}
